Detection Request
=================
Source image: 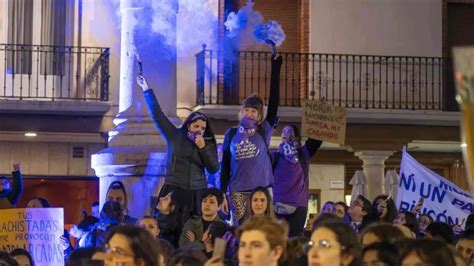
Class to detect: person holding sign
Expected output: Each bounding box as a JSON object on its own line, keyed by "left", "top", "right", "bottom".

{"left": 0, "top": 162, "right": 23, "bottom": 209}
{"left": 220, "top": 55, "right": 283, "bottom": 224}
{"left": 272, "top": 125, "right": 322, "bottom": 237}
{"left": 138, "top": 73, "right": 220, "bottom": 221}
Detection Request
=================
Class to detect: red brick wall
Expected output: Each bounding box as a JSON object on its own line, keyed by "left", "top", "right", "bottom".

{"left": 236, "top": 0, "right": 303, "bottom": 53}
{"left": 220, "top": 0, "right": 309, "bottom": 103}
{"left": 299, "top": 0, "right": 309, "bottom": 53}
{"left": 298, "top": 0, "right": 310, "bottom": 99}
{"left": 16, "top": 178, "right": 99, "bottom": 224}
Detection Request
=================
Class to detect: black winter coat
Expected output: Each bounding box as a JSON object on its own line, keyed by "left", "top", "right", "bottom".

{"left": 143, "top": 90, "right": 219, "bottom": 190}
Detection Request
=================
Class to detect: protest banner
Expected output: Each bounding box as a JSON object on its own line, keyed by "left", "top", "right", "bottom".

{"left": 396, "top": 149, "right": 473, "bottom": 225}
{"left": 301, "top": 100, "right": 346, "bottom": 145}
{"left": 0, "top": 208, "right": 64, "bottom": 266}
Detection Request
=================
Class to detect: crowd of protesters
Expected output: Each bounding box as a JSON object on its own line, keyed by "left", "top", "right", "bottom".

{"left": 0, "top": 55, "right": 473, "bottom": 266}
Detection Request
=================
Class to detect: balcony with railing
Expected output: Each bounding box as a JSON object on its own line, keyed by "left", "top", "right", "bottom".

{"left": 196, "top": 47, "right": 455, "bottom": 113}
{"left": 0, "top": 44, "right": 109, "bottom": 101}
{"left": 0, "top": 44, "right": 110, "bottom": 115}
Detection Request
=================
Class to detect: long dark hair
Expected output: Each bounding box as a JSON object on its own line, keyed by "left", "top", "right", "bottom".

{"left": 372, "top": 195, "right": 398, "bottom": 223}
{"left": 362, "top": 242, "right": 400, "bottom": 266}
{"left": 181, "top": 111, "right": 215, "bottom": 140}
{"left": 27, "top": 197, "right": 50, "bottom": 207}
{"left": 0, "top": 251, "right": 18, "bottom": 266}
{"left": 399, "top": 239, "right": 455, "bottom": 266}
{"left": 106, "top": 225, "right": 160, "bottom": 266}
{"left": 357, "top": 195, "right": 378, "bottom": 230}
{"left": 283, "top": 124, "right": 302, "bottom": 146}
{"left": 154, "top": 192, "right": 184, "bottom": 248}
{"left": 398, "top": 211, "right": 419, "bottom": 235}
{"left": 361, "top": 223, "right": 405, "bottom": 244}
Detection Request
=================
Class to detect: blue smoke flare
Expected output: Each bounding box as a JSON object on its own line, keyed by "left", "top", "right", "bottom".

{"left": 253, "top": 20, "right": 286, "bottom": 47}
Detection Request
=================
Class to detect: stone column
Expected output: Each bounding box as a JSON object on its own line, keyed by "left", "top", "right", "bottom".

{"left": 92, "top": 0, "right": 179, "bottom": 219}
{"left": 355, "top": 150, "right": 394, "bottom": 201}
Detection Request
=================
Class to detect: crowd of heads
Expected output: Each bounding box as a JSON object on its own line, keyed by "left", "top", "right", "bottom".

{"left": 1, "top": 158, "right": 473, "bottom": 266}
{"left": 2, "top": 172, "right": 474, "bottom": 266}
{"left": 4, "top": 193, "right": 474, "bottom": 266}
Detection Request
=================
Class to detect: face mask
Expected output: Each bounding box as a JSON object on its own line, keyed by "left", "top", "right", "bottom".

{"left": 187, "top": 130, "right": 203, "bottom": 142}
{"left": 279, "top": 141, "right": 299, "bottom": 163}
{"left": 233, "top": 116, "right": 258, "bottom": 142}
{"left": 241, "top": 116, "right": 258, "bottom": 128}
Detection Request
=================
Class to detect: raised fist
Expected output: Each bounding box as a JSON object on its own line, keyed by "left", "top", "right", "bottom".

{"left": 12, "top": 162, "right": 21, "bottom": 172}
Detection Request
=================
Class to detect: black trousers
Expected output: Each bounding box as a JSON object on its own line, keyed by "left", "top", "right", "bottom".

{"left": 276, "top": 206, "right": 308, "bottom": 237}
{"left": 158, "top": 184, "right": 207, "bottom": 220}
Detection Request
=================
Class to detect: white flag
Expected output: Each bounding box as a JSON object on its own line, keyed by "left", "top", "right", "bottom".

{"left": 397, "top": 148, "right": 473, "bottom": 225}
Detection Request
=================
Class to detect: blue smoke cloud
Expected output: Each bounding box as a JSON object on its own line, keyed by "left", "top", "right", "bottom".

{"left": 111, "top": 0, "right": 217, "bottom": 59}
{"left": 224, "top": 0, "right": 263, "bottom": 38}
{"left": 253, "top": 20, "right": 286, "bottom": 47}
{"left": 224, "top": 0, "right": 286, "bottom": 49}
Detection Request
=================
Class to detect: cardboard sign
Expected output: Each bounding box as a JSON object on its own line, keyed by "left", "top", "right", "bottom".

{"left": 0, "top": 208, "right": 65, "bottom": 266}
{"left": 301, "top": 100, "right": 347, "bottom": 145}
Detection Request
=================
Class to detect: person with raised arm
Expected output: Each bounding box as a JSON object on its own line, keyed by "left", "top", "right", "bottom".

{"left": 272, "top": 125, "right": 322, "bottom": 237}
{"left": 220, "top": 54, "right": 282, "bottom": 224}
{"left": 0, "top": 162, "right": 23, "bottom": 209}
{"left": 138, "top": 74, "right": 219, "bottom": 222}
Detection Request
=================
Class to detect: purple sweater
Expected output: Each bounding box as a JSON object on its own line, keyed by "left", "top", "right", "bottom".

{"left": 227, "top": 122, "right": 274, "bottom": 192}
{"left": 272, "top": 139, "right": 322, "bottom": 206}
{"left": 220, "top": 55, "right": 283, "bottom": 194}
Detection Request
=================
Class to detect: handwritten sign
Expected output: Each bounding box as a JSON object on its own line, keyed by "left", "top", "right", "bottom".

{"left": 301, "top": 100, "right": 346, "bottom": 145}
{"left": 0, "top": 208, "right": 64, "bottom": 266}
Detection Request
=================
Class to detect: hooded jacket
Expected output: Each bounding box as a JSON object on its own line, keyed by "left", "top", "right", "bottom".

{"left": 144, "top": 90, "right": 219, "bottom": 190}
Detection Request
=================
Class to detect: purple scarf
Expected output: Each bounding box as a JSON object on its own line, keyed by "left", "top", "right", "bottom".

{"left": 278, "top": 141, "right": 299, "bottom": 163}
{"left": 187, "top": 130, "right": 203, "bottom": 142}
{"left": 234, "top": 116, "right": 258, "bottom": 142}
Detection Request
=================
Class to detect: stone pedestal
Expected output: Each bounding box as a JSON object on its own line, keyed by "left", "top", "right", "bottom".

{"left": 355, "top": 150, "right": 394, "bottom": 201}
{"left": 92, "top": 146, "right": 167, "bottom": 218}
{"left": 91, "top": 0, "right": 178, "bottom": 219}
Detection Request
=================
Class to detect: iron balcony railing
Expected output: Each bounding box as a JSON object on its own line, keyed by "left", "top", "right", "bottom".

{"left": 0, "top": 44, "right": 109, "bottom": 101}
{"left": 196, "top": 46, "right": 448, "bottom": 111}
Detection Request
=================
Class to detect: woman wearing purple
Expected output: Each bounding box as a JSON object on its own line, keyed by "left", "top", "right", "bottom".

{"left": 272, "top": 125, "right": 322, "bottom": 237}
{"left": 220, "top": 55, "right": 282, "bottom": 224}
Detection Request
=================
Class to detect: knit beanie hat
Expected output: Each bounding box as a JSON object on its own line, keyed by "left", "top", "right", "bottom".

{"left": 242, "top": 94, "right": 264, "bottom": 118}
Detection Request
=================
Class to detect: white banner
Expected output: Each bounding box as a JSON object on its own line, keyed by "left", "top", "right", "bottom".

{"left": 0, "top": 208, "right": 64, "bottom": 266}
{"left": 397, "top": 149, "right": 473, "bottom": 225}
